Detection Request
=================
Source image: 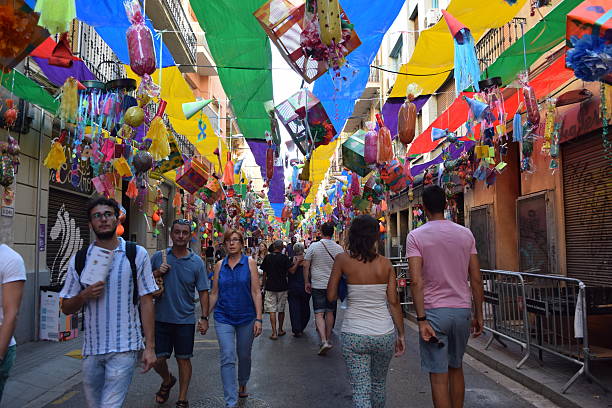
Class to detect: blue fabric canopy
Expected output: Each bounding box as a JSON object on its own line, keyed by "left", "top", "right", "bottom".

{"left": 26, "top": 0, "right": 175, "bottom": 67}
{"left": 312, "top": 0, "right": 404, "bottom": 134}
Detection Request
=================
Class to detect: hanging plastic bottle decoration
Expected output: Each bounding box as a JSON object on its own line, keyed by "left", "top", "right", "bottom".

{"left": 3, "top": 100, "right": 18, "bottom": 128}
{"left": 265, "top": 140, "right": 274, "bottom": 181}
{"left": 363, "top": 121, "right": 378, "bottom": 165}
{"left": 549, "top": 122, "right": 561, "bottom": 170}
{"left": 542, "top": 98, "right": 556, "bottom": 153}
{"left": 518, "top": 71, "right": 540, "bottom": 129}
{"left": 124, "top": 0, "right": 156, "bottom": 76}
{"left": 397, "top": 83, "right": 421, "bottom": 145}
{"left": 34, "top": 0, "right": 76, "bottom": 35}
{"left": 441, "top": 10, "right": 481, "bottom": 95}
{"left": 375, "top": 114, "right": 393, "bottom": 164}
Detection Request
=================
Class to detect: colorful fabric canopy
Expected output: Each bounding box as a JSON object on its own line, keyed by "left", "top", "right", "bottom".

{"left": 246, "top": 140, "right": 285, "bottom": 204}
{"left": 389, "top": 0, "right": 526, "bottom": 98}
{"left": 190, "top": 0, "right": 273, "bottom": 141}
{"left": 305, "top": 139, "right": 339, "bottom": 204}
{"left": 484, "top": 0, "right": 582, "bottom": 85}
{"left": 126, "top": 66, "right": 226, "bottom": 169}
{"left": 1, "top": 70, "right": 58, "bottom": 113}
{"left": 31, "top": 38, "right": 96, "bottom": 87}
{"left": 312, "top": 0, "right": 405, "bottom": 135}
{"left": 407, "top": 53, "right": 574, "bottom": 156}
{"left": 25, "top": 0, "right": 175, "bottom": 68}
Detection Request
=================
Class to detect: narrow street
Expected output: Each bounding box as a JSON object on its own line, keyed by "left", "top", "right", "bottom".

{"left": 41, "top": 311, "right": 544, "bottom": 408}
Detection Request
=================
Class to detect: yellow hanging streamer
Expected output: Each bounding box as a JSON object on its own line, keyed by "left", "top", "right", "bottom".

{"left": 147, "top": 117, "right": 171, "bottom": 160}
{"left": 59, "top": 77, "right": 78, "bottom": 123}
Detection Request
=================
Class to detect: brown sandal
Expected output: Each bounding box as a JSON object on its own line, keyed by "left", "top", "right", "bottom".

{"left": 155, "top": 375, "right": 176, "bottom": 404}
{"left": 176, "top": 400, "right": 189, "bottom": 408}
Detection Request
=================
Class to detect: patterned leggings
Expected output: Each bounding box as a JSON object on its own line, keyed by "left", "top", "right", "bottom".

{"left": 341, "top": 331, "right": 395, "bottom": 408}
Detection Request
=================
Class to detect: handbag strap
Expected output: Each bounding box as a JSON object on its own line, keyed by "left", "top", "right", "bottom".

{"left": 320, "top": 241, "right": 336, "bottom": 261}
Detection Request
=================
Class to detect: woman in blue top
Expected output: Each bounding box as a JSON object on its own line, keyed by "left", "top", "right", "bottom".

{"left": 206, "top": 229, "right": 263, "bottom": 407}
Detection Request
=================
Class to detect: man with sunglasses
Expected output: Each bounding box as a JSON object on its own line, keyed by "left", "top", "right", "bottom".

{"left": 60, "top": 197, "right": 158, "bottom": 408}
{"left": 150, "top": 219, "right": 209, "bottom": 408}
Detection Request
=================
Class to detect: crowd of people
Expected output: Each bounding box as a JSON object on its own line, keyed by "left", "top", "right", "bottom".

{"left": 0, "top": 185, "right": 484, "bottom": 408}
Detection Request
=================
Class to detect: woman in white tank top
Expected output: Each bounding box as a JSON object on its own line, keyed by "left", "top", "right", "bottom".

{"left": 328, "top": 215, "right": 405, "bottom": 408}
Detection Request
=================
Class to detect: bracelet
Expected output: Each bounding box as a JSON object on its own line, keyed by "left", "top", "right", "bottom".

{"left": 200, "top": 316, "right": 208, "bottom": 321}
{"left": 416, "top": 315, "right": 427, "bottom": 322}
{"left": 255, "top": 318, "right": 263, "bottom": 323}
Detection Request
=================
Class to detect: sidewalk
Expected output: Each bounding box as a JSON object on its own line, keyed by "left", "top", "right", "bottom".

{"left": 465, "top": 330, "right": 612, "bottom": 408}
{"left": 1, "top": 337, "right": 84, "bottom": 408}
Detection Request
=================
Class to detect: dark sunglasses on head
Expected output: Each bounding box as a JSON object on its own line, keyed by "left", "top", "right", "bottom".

{"left": 173, "top": 219, "right": 191, "bottom": 226}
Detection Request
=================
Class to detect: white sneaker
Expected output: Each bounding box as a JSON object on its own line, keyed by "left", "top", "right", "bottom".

{"left": 318, "top": 342, "right": 332, "bottom": 356}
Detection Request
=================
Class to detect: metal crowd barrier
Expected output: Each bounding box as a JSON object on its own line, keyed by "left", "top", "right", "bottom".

{"left": 390, "top": 258, "right": 413, "bottom": 315}
{"left": 481, "top": 270, "right": 531, "bottom": 369}
{"left": 483, "top": 270, "right": 609, "bottom": 394}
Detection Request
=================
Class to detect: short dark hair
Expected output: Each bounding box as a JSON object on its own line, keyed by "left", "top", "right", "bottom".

{"left": 423, "top": 185, "right": 446, "bottom": 214}
{"left": 347, "top": 215, "right": 379, "bottom": 263}
{"left": 87, "top": 196, "right": 120, "bottom": 220}
{"left": 272, "top": 240, "right": 284, "bottom": 251}
{"left": 320, "top": 222, "right": 335, "bottom": 237}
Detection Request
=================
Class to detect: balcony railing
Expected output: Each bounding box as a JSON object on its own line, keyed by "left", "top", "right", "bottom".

{"left": 161, "top": 0, "right": 197, "bottom": 62}
{"left": 73, "top": 21, "right": 126, "bottom": 82}
{"left": 476, "top": 17, "right": 526, "bottom": 73}
{"left": 368, "top": 67, "right": 381, "bottom": 83}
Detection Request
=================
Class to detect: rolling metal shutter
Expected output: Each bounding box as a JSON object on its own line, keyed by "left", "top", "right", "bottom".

{"left": 47, "top": 188, "right": 91, "bottom": 287}
{"left": 562, "top": 132, "right": 612, "bottom": 286}
{"left": 469, "top": 205, "right": 494, "bottom": 270}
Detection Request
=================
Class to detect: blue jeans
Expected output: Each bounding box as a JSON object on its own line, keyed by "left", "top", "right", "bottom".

{"left": 82, "top": 351, "right": 139, "bottom": 408}
{"left": 215, "top": 320, "right": 255, "bottom": 407}
{"left": 0, "top": 345, "right": 16, "bottom": 403}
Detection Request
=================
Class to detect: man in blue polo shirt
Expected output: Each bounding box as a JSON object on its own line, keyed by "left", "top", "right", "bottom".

{"left": 151, "top": 219, "right": 210, "bottom": 408}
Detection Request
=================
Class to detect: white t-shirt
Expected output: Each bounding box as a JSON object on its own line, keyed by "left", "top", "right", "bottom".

{"left": 304, "top": 239, "right": 344, "bottom": 289}
{"left": 0, "top": 245, "right": 26, "bottom": 347}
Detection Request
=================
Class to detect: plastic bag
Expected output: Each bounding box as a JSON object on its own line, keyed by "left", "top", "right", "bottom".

{"left": 124, "top": 0, "right": 156, "bottom": 76}
{"left": 364, "top": 121, "right": 377, "bottom": 165}
{"left": 376, "top": 114, "right": 393, "bottom": 164}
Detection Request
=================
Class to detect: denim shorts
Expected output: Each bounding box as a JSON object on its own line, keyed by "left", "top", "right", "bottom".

{"left": 0, "top": 345, "right": 16, "bottom": 402}
{"left": 312, "top": 288, "right": 337, "bottom": 313}
{"left": 155, "top": 321, "right": 196, "bottom": 359}
{"left": 419, "top": 308, "right": 471, "bottom": 373}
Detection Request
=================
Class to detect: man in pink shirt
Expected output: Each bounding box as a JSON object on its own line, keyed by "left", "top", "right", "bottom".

{"left": 406, "top": 185, "right": 484, "bottom": 408}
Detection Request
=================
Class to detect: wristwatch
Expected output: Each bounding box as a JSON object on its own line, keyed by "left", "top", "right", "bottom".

{"left": 416, "top": 315, "right": 427, "bottom": 322}
{"left": 200, "top": 316, "right": 208, "bottom": 321}
{"left": 255, "top": 318, "right": 263, "bottom": 323}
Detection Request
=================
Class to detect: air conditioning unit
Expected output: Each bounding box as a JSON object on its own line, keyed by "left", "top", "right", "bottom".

{"left": 425, "top": 8, "right": 443, "bottom": 28}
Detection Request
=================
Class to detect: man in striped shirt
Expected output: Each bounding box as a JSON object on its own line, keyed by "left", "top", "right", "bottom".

{"left": 60, "top": 197, "right": 158, "bottom": 408}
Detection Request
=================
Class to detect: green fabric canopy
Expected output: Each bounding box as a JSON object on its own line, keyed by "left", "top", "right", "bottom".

{"left": 1, "top": 70, "right": 58, "bottom": 114}
{"left": 190, "top": 0, "right": 273, "bottom": 140}
{"left": 484, "top": 0, "right": 581, "bottom": 85}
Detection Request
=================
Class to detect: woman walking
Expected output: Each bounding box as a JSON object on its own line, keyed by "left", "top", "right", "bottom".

{"left": 287, "top": 243, "right": 311, "bottom": 337}
{"left": 206, "top": 230, "right": 263, "bottom": 407}
{"left": 328, "top": 215, "right": 405, "bottom": 408}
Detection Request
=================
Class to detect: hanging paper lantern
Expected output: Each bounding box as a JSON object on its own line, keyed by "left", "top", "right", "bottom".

{"left": 124, "top": 0, "right": 156, "bottom": 76}
{"left": 441, "top": 10, "right": 481, "bottom": 94}
{"left": 3, "top": 100, "right": 18, "bottom": 127}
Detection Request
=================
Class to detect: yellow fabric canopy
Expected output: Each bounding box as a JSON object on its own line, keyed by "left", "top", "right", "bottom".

{"left": 305, "top": 140, "right": 339, "bottom": 204}
{"left": 126, "top": 67, "right": 228, "bottom": 172}
{"left": 389, "top": 0, "right": 526, "bottom": 98}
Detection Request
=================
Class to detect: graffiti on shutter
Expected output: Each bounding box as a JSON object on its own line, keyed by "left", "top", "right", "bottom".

{"left": 47, "top": 188, "right": 91, "bottom": 286}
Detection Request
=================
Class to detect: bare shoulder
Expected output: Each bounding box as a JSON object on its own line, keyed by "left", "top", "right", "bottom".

{"left": 248, "top": 257, "right": 258, "bottom": 269}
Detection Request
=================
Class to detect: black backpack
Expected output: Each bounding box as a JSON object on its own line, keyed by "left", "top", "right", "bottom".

{"left": 74, "top": 241, "right": 139, "bottom": 305}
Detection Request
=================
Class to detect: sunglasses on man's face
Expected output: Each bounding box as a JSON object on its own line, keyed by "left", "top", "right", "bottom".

{"left": 91, "top": 211, "right": 116, "bottom": 220}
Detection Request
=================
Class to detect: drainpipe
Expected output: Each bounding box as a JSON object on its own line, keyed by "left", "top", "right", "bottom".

{"left": 33, "top": 107, "right": 44, "bottom": 341}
